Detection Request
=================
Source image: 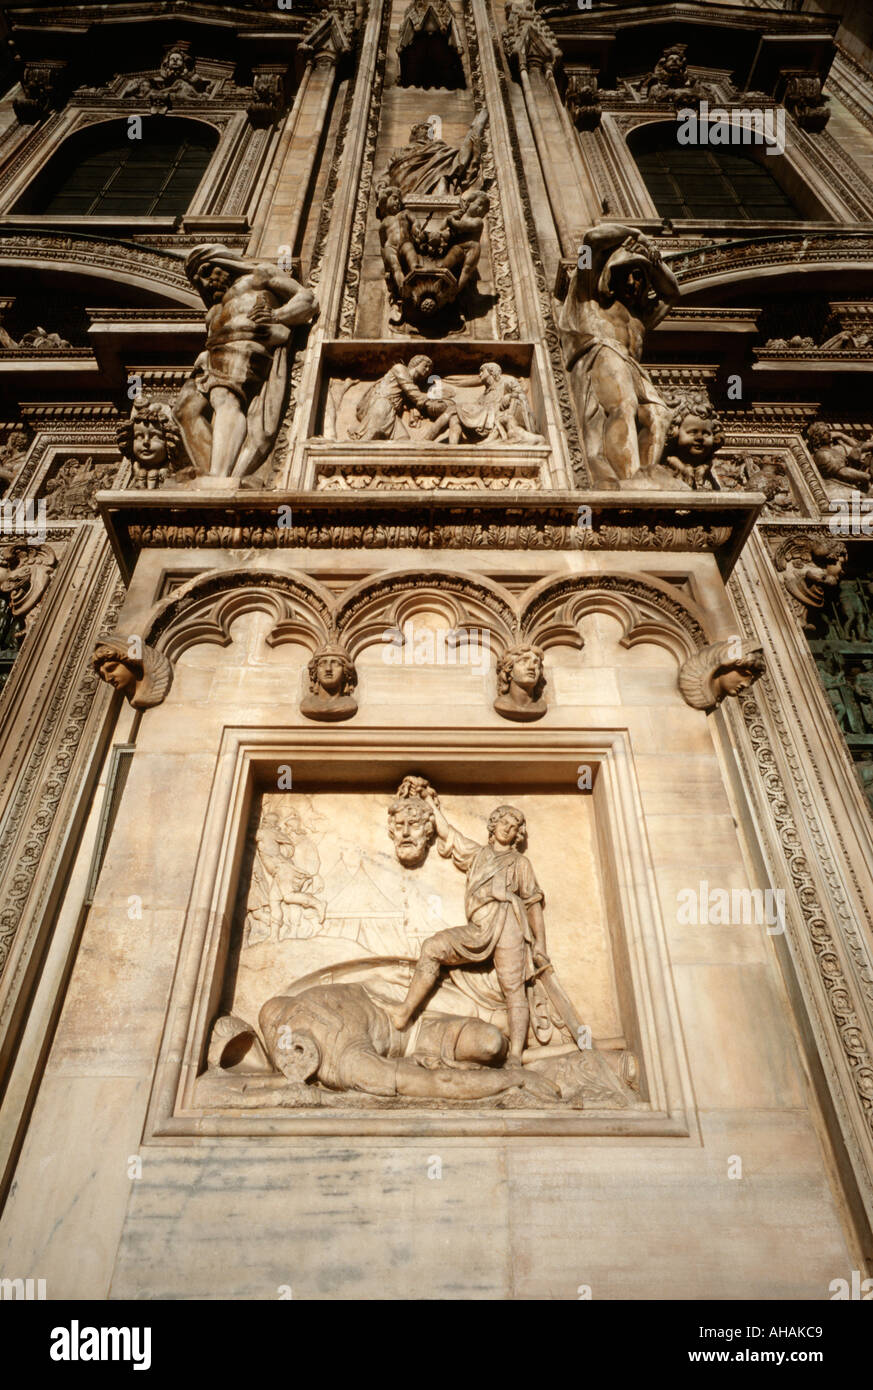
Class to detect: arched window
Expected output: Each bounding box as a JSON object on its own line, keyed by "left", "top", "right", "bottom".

{"left": 629, "top": 125, "right": 807, "bottom": 221}
{"left": 16, "top": 117, "right": 218, "bottom": 217}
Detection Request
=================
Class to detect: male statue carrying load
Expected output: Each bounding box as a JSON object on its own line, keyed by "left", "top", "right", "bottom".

{"left": 174, "top": 243, "right": 317, "bottom": 479}
{"left": 557, "top": 224, "right": 680, "bottom": 484}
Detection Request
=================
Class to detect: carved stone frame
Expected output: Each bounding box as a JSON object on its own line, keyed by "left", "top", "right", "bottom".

{"left": 143, "top": 726, "right": 697, "bottom": 1140}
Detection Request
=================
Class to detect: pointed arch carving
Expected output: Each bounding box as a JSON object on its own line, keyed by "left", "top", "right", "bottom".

{"left": 144, "top": 569, "right": 337, "bottom": 662}
{"left": 519, "top": 573, "right": 708, "bottom": 665}
{"left": 140, "top": 566, "right": 713, "bottom": 674}
{"left": 334, "top": 569, "right": 520, "bottom": 658}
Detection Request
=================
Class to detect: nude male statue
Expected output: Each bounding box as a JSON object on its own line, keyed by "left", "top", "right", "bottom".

{"left": 557, "top": 224, "right": 680, "bottom": 483}
{"left": 174, "top": 243, "right": 317, "bottom": 478}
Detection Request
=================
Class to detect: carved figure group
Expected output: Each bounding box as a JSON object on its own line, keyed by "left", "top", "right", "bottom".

{"left": 246, "top": 806, "right": 325, "bottom": 946}
{"left": 376, "top": 183, "right": 489, "bottom": 325}
{"left": 635, "top": 44, "right": 712, "bottom": 106}
{"left": 123, "top": 41, "right": 211, "bottom": 108}
{"left": 43, "top": 455, "right": 118, "bottom": 518}
{"left": 348, "top": 357, "right": 542, "bottom": 445}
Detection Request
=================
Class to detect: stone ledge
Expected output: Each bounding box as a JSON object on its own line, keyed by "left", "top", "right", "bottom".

{"left": 96, "top": 488, "right": 764, "bottom": 581}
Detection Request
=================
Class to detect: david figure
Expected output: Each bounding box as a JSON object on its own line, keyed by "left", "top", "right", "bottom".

{"left": 390, "top": 797, "right": 550, "bottom": 1060}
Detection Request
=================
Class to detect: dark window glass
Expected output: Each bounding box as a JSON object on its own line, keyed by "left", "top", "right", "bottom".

{"left": 19, "top": 118, "right": 217, "bottom": 217}
{"left": 632, "top": 136, "right": 803, "bottom": 221}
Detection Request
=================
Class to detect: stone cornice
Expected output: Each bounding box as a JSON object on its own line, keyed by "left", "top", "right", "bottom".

{"left": 96, "top": 488, "right": 763, "bottom": 583}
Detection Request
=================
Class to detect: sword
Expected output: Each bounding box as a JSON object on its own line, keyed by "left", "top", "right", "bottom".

{"left": 530, "top": 959, "right": 588, "bottom": 1048}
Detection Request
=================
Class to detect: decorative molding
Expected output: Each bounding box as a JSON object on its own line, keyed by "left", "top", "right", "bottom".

{"left": 729, "top": 567, "right": 873, "bottom": 1160}
{"left": 97, "top": 491, "right": 758, "bottom": 581}
{"left": 0, "top": 549, "right": 123, "bottom": 982}
{"left": 485, "top": 1, "right": 585, "bottom": 477}
{"left": 336, "top": 0, "right": 390, "bottom": 337}
{"left": 0, "top": 229, "right": 195, "bottom": 299}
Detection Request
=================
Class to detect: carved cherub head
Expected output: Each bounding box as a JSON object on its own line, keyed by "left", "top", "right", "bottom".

{"left": 458, "top": 188, "right": 490, "bottom": 221}
{"left": 486, "top": 804, "right": 527, "bottom": 851}
{"left": 678, "top": 638, "right": 766, "bottom": 712}
{"left": 666, "top": 392, "right": 724, "bottom": 469}
{"left": 377, "top": 183, "right": 405, "bottom": 219}
{"left": 91, "top": 636, "right": 173, "bottom": 709}
{"left": 117, "top": 399, "right": 184, "bottom": 486}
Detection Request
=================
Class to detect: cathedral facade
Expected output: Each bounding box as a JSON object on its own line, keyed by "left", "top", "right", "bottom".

{"left": 0, "top": 0, "right": 872, "bottom": 1300}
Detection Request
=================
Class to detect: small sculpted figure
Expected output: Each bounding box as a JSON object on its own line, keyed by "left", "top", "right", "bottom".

{"left": 349, "top": 355, "right": 434, "bottom": 441}
{"left": 383, "top": 109, "right": 487, "bottom": 197}
{"left": 259, "top": 981, "right": 558, "bottom": 1102}
{"left": 376, "top": 185, "right": 419, "bottom": 297}
{"left": 388, "top": 796, "right": 553, "bottom": 1061}
{"left": 807, "top": 422, "right": 872, "bottom": 492}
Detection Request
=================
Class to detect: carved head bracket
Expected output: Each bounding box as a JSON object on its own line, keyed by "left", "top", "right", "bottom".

{"left": 679, "top": 638, "right": 765, "bottom": 712}
{"left": 91, "top": 635, "right": 173, "bottom": 708}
